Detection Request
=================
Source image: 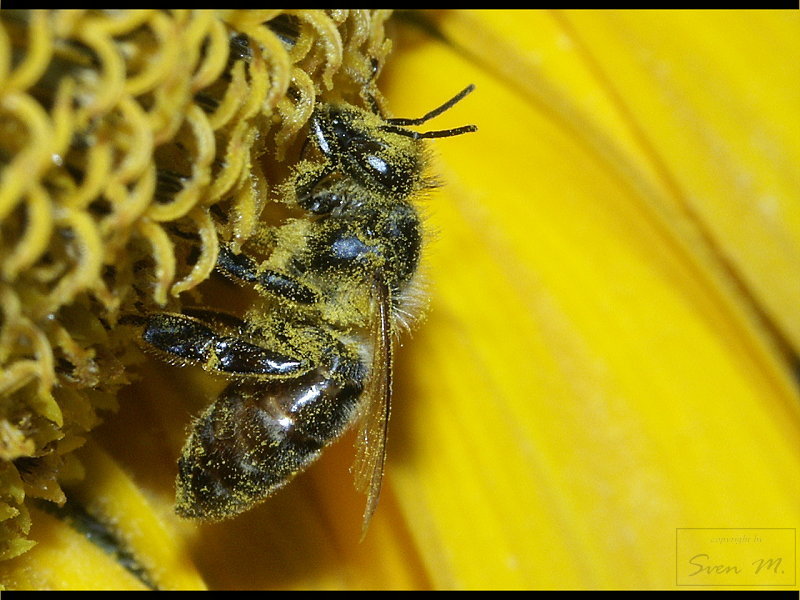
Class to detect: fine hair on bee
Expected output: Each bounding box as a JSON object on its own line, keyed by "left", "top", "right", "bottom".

{"left": 131, "top": 83, "right": 477, "bottom": 536}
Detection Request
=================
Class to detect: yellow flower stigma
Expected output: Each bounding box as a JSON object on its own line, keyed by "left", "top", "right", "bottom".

{"left": 0, "top": 8, "right": 798, "bottom": 591}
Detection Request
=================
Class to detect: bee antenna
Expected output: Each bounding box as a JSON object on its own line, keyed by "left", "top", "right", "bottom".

{"left": 417, "top": 124, "right": 478, "bottom": 139}
{"left": 380, "top": 123, "right": 478, "bottom": 140}
{"left": 385, "top": 84, "right": 476, "bottom": 127}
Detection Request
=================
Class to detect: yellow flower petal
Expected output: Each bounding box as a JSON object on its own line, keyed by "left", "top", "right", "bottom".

{"left": 0, "top": 507, "right": 148, "bottom": 590}
{"left": 0, "top": 441, "right": 206, "bottom": 590}
{"left": 435, "top": 8, "right": 800, "bottom": 355}
{"left": 374, "top": 10, "right": 800, "bottom": 588}
{"left": 65, "top": 444, "right": 207, "bottom": 590}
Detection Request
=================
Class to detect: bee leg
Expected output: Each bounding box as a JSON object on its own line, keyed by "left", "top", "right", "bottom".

{"left": 175, "top": 342, "right": 367, "bottom": 520}
{"left": 137, "top": 312, "right": 310, "bottom": 377}
{"left": 216, "top": 245, "right": 318, "bottom": 304}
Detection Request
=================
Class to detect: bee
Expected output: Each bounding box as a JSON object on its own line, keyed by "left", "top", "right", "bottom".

{"left": 134, "top": 84, "right": 476, "bottom": 533}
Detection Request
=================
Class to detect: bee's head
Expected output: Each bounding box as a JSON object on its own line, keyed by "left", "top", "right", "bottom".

{"left": 309, "top": 105, "right": 423, "bottom": 199}
{"left": 297, "top": 86, "right": 477, "bottom": 214}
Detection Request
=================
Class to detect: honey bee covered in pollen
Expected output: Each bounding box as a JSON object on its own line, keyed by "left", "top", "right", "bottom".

{"left": 131, "top": 81, "right": 477, "bottom": 534}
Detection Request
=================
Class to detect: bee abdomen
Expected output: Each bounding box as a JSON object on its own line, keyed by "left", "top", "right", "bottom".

{"left": 175, "top": 365, "right": 364, "bottom": 520}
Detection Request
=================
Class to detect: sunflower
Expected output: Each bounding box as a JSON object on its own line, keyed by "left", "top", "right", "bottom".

{"left": 0, "top": 9, "right": 798, "bottom": 590}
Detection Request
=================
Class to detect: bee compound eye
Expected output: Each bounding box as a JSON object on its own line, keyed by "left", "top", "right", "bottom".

{"left": 363, "top": 153, "right": 390, "bottom": 177}
{"left": 347, "top": 139, "right": 408, "bottom": 193}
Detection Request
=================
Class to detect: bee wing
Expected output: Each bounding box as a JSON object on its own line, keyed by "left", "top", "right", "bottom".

{"left": 352, "top": 279, "right": 393, "bottom": 538}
